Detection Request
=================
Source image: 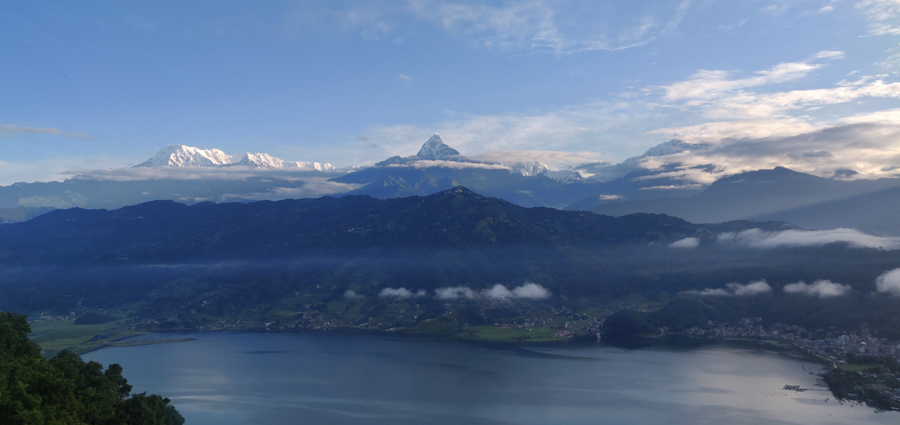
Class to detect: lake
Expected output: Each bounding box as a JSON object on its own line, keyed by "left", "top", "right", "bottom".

{"left": 85, "top": 333, "right": 898, "bottom": 425}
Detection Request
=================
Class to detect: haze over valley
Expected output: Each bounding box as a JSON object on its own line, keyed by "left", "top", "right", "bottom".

{"left": 3, "top": 1, "right": 900, "bottom": 423}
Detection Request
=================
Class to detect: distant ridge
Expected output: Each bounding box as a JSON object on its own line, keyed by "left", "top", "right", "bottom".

{"left": 577, "top": 167, "right": 900, "bottom": 235}
{"left": 136, "top": 144, "right": 334, "bottom": 171}
{"left": 0, "top": 185, "right": 760, "bottom": 265}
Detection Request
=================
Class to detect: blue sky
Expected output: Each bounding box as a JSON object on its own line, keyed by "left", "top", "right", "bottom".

{"left": 2, "top": 0, "right": 899, "bottom": 184}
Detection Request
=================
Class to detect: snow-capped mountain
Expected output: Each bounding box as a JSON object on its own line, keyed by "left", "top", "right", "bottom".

{"left": 543, "top": 169, "right": 583, "bottom": 183}
{"left": 621, "top": 139, "right": 710, "bottom": 167}
{"left": 415, "top": 133, "right": 460, "bottom": 160}
{"left": 504, "top": 161, "right": 550, "bottom": 177}
{"left": 136, "top": 145, "right": 234, "bottom": 167}
{"left": 233, "top": 152, "right": 289, "bottom": 168}
{"left": 376, "top": 133, "right": 460, "bottom": 165}
{"left": 375, "top": 134, "right": 580, "bottom": 182}
{"left": 136, "top": 144, "right": 334, "bottom": 171}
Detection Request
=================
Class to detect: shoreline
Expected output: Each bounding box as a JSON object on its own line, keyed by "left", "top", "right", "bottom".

{"left": 34, "top": 320, "right": 899, "bottom": 411}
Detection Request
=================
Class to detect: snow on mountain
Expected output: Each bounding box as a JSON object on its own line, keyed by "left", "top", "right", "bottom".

{"left": 293, "top": 161, "right": 336, "bottom": 171}
{"left": 543, "top": 169, "right": 583, "bottom": 182}
{"left": 233, "top": 152, "right": 288, "bottom": 168}
{"left": 577, "top": 139, "right": 712, "bottom": 182}
{"left": 415, "top": 133, "right": 460, "bottom": 160}
{"left": 136, "top": 145, "right": 333, "bottom": 171}
{"left": 504, "top": 161, "right": 551, "bottom": 177}
{"left": 376, "top": 133, "right": 461, "bottom": 166}
{"left": 376, "top": 134, "right": 580, "bottom": 182}
{"left": 621, "top": 139, "right": 710, "bottom": 166}
{"left": 136, "top": 145, "right": 234, "bottom": 167}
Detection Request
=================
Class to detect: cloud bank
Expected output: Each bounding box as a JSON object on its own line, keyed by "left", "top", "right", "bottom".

{"left": 876, "top": 267, "right": 900, "bottom": 295}
{"left": 344, "top": 289, "right": 364, "bottom": 299}
{"left": 434, "top": 286, "right": 479, "bottom": 300}
{"left": 717, "top": 228, "right": 900, "bottom": 250}
{"left": 379, "top": 287, "right": 428, "bottom": 299}
{"left": 669, "top": 237, "right": 700, "bottom": 248}
{"left": 434, "top": 282, "right": 551, "bottom": 300}
{"left": 685, "top": 280, "right": 772, "bottom": 296}
{"left": 0, "top": 123, "right": 91, "bottom": 141}
{"left": 783, "top": 280, "right": 851, "bottom": 297}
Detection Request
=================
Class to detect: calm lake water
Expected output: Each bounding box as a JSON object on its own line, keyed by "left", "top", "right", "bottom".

{"left": 85, "top": 333, "right": 898, "bottom": 425}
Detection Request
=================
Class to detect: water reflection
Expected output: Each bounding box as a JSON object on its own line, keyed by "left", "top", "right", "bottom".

{"left": 86, "top": 333, "right": 899, "bottom": 425}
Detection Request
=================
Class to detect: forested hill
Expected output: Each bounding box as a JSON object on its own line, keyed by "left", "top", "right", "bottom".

{"left": 0, "top": 313, "right": 184, "bottom": 424}
{"left": 0, "top": 186, "right": 783, "bottom": 266}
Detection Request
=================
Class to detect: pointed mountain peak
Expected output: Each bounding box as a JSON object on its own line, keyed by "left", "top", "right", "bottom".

{"left": 415, "top": 133, "right": 460, "bottom": 160}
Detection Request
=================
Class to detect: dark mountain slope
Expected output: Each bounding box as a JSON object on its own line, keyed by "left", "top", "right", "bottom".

{"left": 577, "top": 168, "right": 900, "bottom": 233}
{"left": 751, "top": 186, "right": 900, "bottom": 235}
{"left": 0, "top": 187, "right": 707, "bottom": 266}
{"left": 2, "top": 186, "right": 899, "bottom": 324}
{"left": 332, "top": 164, "right": 702, "bottom": 209}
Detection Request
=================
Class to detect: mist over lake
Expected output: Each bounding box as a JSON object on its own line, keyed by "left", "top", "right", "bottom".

{"left": 85, "top": 333, "right": 898, "bottom": 425}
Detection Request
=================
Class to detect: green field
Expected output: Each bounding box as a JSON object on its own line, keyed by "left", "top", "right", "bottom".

{"left": 462, "top": 325, "right": 564, "bottom": 342}
{"left": 29, "top": 320, "right": 192, "bottom": 355}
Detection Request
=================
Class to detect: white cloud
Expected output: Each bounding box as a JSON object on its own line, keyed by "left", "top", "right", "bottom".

{"left": 71, "top": 166, "right": 337, "bottom": 181}
{"left": 0, "top": 156, "right": 140, "bottom": 186}
{"left": 651, "top": 117, "right": 822, "bottom": 144}
{"left": 651, "top": 52, "right": 900, "bottom": 121}
{"left": 406, "top": 0, "right": 672, "bottom": 54}
{"left": 379, "top": 287, "right": 428, "bottom": 299}
{"left": 399, "top": 74, "right": 413, "bottom": 80}
{"left": 838, "top": 107, "right": 900, "bottom": 125}
{"left": 465, "top": 150, "right": 607, "bottom": 169}
{"left": 434, "top": 286, "right": 479, "bottom": 300}
{"left": 856, "top": 0, "right": 900, "bottom": 36}
{"left": 643, "top": 120, "right": 900, "bottom": 183}
{"left": 435, "top": 283, "right": 551, "bottom": 300}
{"left": 483, "top": 284, "right": 515, "bottom": 299}
{"left": 344, "top": 289, "right": 364, "bottom": 299}
{"left": 510, "top": 282, "right": 551, "bottom": 299}
{"left": 761, "top": 4, "right": 789, "bottom": 16}
{"left": 0, "top": 123, "right": 92, "bottom": 141}
{"left": 655, "top": 53, "right": 840, "bottom": 103}
{"left": 670, "top": 237, "right": 700, "bottom": 248}
{"left": 733, "top": 281, "right": 773, "bottom": 295}
{"left": 875, "top": 267, "right": 900, "bottom": 295}
{"left": 639, "top": 183, "right": 705, "bottom": 190}
{"left": 390, "top": 160, "right": 511, "bottom": 171}
{"left": 357, "top": 98, "right": 659, "bottom": 169}
{"left": 704, "top": 78, "right": 900, "bottom": 119}
{"left": 355, "top": 46, "right": 900, "bottom": 183}
{"left": 783, "top": 280, "right": 851, "bottom": 297}
{"left": 820, "top": 5, "right": 834, "bottom": 13}
{"left": 663, "top": 1, "right": 693, "bottom": 34}
{"left": 685, "top": 280, "right": 772, "bottom": 296}
{"left": 717, "top": 228, "right": 900, "bottom": 250}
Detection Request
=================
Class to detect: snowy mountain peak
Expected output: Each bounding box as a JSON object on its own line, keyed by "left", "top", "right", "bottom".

{"left": 234, "top": 152, "right": 288, "bottom": 168}
{"left": 504, "top": 161, "right": 551, "bottom": 177}
{"left": 136, "top": 145, "right": 233, "bottom": 167}
{"left": 294, "top": 161, "right": 336, "bottom": 172}
{"left": 622, "top": 139, "right": 710, "bottom": 166}
{"left": 415, "top": 133, "right": 460, "bottom": 160}
{"left": 136, "top": 145, "right": 333, "bottom": 171}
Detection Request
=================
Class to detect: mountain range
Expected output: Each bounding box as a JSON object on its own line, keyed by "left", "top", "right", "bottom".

{"left": 0, "top": 134, "right": 898, "bottom": 237}
{"left": 0, "top": 134, "right": 704, "bottom": 211}
{"left": 136, "top": 144, "right": 335, "bottom": 170}
{"left": 574, "top": 167, "right": 900, "bottom": 235}
{"left": 2, "top": 186, "right": 898, "bottom": 332}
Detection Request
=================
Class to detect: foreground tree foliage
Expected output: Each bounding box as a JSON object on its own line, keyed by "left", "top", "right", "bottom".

{"left": 0, "top": 312, "right": 184, "bottom": 425}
